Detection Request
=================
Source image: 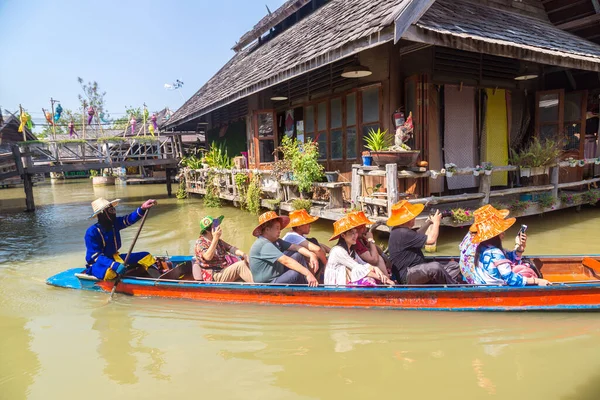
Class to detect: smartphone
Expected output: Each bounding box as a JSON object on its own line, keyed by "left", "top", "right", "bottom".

{"left": 519, "top": 224, "right": 528, "bottom": 235}
{"left": 212, "top": 218, "right": 221, "bottom": 231}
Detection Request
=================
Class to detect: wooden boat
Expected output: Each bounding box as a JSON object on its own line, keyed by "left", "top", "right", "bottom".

{"left": 46, "top": 255, "right": 600, "bottom": 311}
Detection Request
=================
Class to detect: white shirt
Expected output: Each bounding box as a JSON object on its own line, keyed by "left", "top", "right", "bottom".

{"left": 324, "top": 245, "right": 372, "bottom": 286}
{"left": 282, "top": 231, "right": 306, "bottom": 246}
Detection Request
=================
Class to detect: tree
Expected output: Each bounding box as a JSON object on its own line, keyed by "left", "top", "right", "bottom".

{"left": 111, "top": 106, "right": 144, "bottom": 131}
{"left": 37, "top": 108, "right": 83, "bottom": 139}
{"left": 77, "top": 77, "right": 110, "bottom": 122}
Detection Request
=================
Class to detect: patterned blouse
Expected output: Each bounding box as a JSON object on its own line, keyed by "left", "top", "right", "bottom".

{"left": 194, "top": 236, "right": 238, "bottom": 281}
{"left": 458, "top": 233, "right": 478, "bottom": 284}
{"left": 473, "top": 244, "right": 525, "bottom": 286}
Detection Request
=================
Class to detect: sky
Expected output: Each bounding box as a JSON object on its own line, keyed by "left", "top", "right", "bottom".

{"left": 0, "top": 0, "right": 285, "bottom": 126}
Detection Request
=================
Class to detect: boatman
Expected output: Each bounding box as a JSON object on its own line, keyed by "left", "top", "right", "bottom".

{"left": 84, "top": 197, "right": 158, "bottom": 280}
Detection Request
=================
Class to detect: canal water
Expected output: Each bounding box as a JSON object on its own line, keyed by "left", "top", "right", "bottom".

{"left": 1, "top": 180, "right": 600, "bottom": 399}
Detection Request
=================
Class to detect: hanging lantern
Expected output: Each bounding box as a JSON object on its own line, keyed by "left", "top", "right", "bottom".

{"left": 151, "top": 113, "right": 158, "bottom": 131}
{"left": 130, "top": 116, "right": 136, "bottom": 135}
{"left": 18, "top": 112, "right": 29, "bottom": 133}
{"left": 68, "top": 121, "right": 77, "bottom": 137}
{"left": 54, "top": 104, "right": 63, "bottom": 122}
{"left": 45, "top": 111, "right": 54, "bottom": 125}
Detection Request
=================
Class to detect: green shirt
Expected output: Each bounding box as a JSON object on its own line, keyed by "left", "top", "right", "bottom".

{"left": 249, "top": 237, "right": 292, "bottom": 283}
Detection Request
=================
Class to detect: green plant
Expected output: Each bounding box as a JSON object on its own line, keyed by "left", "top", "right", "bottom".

{"left": 292, "top": 198, "right": 312, "bottom": 212}
{"left": 180, "top": 155, "right": 204, "bottom": 170}
{"left": 203, "top": 170, "right": 221, "bottom": 208}
{"left": 97, "top": 136, "right": 126, "bottom": 143}
{"left": 582, "top": 189, "right": 600, "bottom": 205}
{"left": 483, "top": 162, "right": 493, "bottom": 171}
{"left": 176, "top": 169, "right": 188, "bottom": 199}
{"left": 291, "top": 140, "right": 324, "bottom": 194}
{"left": 89, "top": 170, "right": 99, "bottom": 178}
{"left": 205, "top": 142, "right": 233, "bottom": 169}
{"left": 536, "top": 192, "right": 556, "bottom": 209}
{"left": 508, "top": 200, "right": 530, "bottom": 214}
{"left": 265, "top": 198, "right": 281, "bottom": 210}
{"left": 58, "top": 139, "right": 86, "bottom": 144}
{"left": 364, "top": 128, "right": 392, "bottom": 152}
{"left": 245, "top": 174, "right": 262, "bottom": 215}
{"left": 18, "top": 140, "right": 47, "bottom": 145}
{"left": 235, "top": 173, "right": 249, "bottom": 209}
{"left": 449, "top": 208, "right": 473, "bottom": 224}
{"left": 510, "top": 137, "right": 563, "bottom": 168}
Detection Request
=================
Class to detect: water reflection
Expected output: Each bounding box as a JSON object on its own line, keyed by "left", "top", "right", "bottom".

{"left": 0, "top": 316, "right": 40, "bottom": 399}
{"left": 91, "top": 305, "right": 169, "bottom": 384}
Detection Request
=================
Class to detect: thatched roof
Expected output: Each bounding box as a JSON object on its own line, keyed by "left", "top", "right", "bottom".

{"left": 0, "top": 112, "right": 37, "bottom": 143}
{"left": 167, "top": 0, "right": 600, "bottom": 129}
{"left": 166, "top": 0, "right": 407, "bottom": 129}
{"left": 408, "top": 0, "right": 600, "bottom": 72}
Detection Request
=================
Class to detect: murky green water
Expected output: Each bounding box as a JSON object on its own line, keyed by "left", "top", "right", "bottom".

{"left": 1, "top": 180, "right": 600, "bottom": 399}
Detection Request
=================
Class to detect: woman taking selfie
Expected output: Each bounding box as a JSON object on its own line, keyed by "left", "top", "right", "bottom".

{"left": 192, "top": 215, "right": 254, "bottom": 283}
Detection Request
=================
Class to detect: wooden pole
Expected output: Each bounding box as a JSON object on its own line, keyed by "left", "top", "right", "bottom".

{"left": 478, "top": 173, "right": 492, "bottom": 206}
{"left": 351, "top": 165, "right": 361, "bottom": 207}
{"left": 19, "top": 104, "right": 26, "bottom": 142}
{"left": 166, "top": 168, "right": 172, "bottom": 197}
{"left": 82, "top": 106, "right": 86, "bottom": 139}
{"left": 50, "top": 98, "right": 57, "bottom": 140}
{"left": 23, "top": 172, "right": 35, "bottom": 212}
{"left": 551, "top": 165, "right": 560, "bottom": 200}
{"left": 143, "top": 103, "right": 147, "bottom": 137}
{"left": 386, "top": 163, "right": 398, "bottom": 216}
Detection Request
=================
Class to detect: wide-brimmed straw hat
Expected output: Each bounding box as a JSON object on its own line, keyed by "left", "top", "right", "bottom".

{"left": 386, "top": 200, "right": 425, "bottom": 227}
{"left": 287, "top": 209, "right": 319, "bottom": 228}
{"left": 252, "top": 211, "right": 290, "bottom": 237}
{"left": 471, "top": 213, "right": 516, "bottom": 244}
{"left": 347, "top": 210, "right": 375, "bottom": 226}
{"left": 200, "top": 215, "right": 224, "bottom": 234}
{"left": 469, "top": 205, "right": 510, "bottom": 232}
{"left": 329, "top": 215, "right": 363, "bottom": 241}
{"left": 89, "top": 197, "right": 121, "bottom": 219}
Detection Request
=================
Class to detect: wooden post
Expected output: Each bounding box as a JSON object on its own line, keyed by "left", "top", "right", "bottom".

{"left": 50, "top": 98, "right": 58, "bottom": 140}
{"left": 23, "top": 173, "right": 35, "bottom": 212}
{"left": 82, "top": 106, "right": 86, "bottom": 139}
{"left": 351, "top": 165, "right": 361, "bottom": 206}
{"left": 143, "top": 103, "right": 147, "bottom": 137}
{"left": 551, "top": 165, "right": 560, "bottom": 200}
{"left": 386, "top": 163, "right": 398, "bottom": 216}
{"left": 166, "top": 168, "right": 172, "bottom": 197}
{"left": 478, "top": 173, "right": 492, "bottom": 206}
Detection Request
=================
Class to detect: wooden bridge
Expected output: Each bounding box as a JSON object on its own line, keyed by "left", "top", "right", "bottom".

{"left": 2, "top": 135, "right": 183, "bottom": 211}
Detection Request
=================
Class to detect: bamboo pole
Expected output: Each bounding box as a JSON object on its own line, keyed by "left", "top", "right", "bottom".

{"left": 82, "top": 106, "right": 86, "bottom": 139}
{"left": 143, "top": 103, "right": 147, "bottom": 137}
{"left": 50, "top": 98, "right": 57, "bottom": 140}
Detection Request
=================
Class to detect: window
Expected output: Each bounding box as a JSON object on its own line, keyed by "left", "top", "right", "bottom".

{"left": 330, "top": 98, "right": 343, "bottom": 159}
{"left": 304, "top": 105, "right": 315, "bottom": 145}
{"left": 315, "top": 101, "right": 328, "bottom": 160}
{"left": 255, "top": 111, "right": 276, "bottom": 164}
{"left": 360, "top": 86, "right": 381, "bottom": 154}
{"left": 346, "top": 93, "right": 357, "bottom": 159}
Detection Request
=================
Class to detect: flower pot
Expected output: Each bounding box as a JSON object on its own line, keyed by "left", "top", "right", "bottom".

{"left": 446, "top": 171, "right": 454, "bottom": 178}
{"left": 484, "top": 170, "right": 492, "bottom": 176}
{"left": 473, "top": 171, "right": 481, "bottom": 176}
{"left": 430, "top": 171, "right": 439, "bottom": 179}
{"left": 578, "top": 160, "right": 586, "bottom": 167}
{"left": 519, "top": 167, "right": 531, "bottom": 178}
{"left": 325, "top": 172, "right": 338, "bottom": 182}
{"left": 530, "top": 166, "right": 548, "bottom": 176}
{"left": 595, "top": 158, "right": 600, "bottom": 165}
{"left": 370, "top": 150, "right": 420, "bottom": 167}
{"left": 362, "top": 155, "right": 373, "bottom": 166}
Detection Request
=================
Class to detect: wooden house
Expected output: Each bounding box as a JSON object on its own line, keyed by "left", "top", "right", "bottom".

{"left": 166, "top": 0, "right": 600, "bottom": 201}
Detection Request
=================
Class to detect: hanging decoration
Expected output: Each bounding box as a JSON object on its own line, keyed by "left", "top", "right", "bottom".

{"left": 18, "top": 112, "right": 29, "bottom": 132}
{"left": 68, "top": 121, "right": 77, "bottom": 137}
{"left": 151, "top": 113, "right": 158, "bottom": 130}
{"left": 87, "top": 106, "right": 95, "bottom": 125}
{"left": 130, "top": 116, "right": 137, "bottom": 135}
{"left": 45, "top": 111, "right": 54, "bottom": 125}
{"left": 148, "top": 122, "right": 155, "bottom": 136}
{"left": 99, "top": 112, "right": 109, "bottom": 123}
{"left": 144, "top": 108, "right": 149, "bottom": 121}
{"left": 26, "top": 113, "right": 33, "bottom": 130}
{"left": 54, "top": 104, "right": 63, "bottom": 122}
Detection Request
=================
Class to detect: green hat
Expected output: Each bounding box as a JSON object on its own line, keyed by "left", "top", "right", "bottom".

{"left": 200, "top": 215, "right": 224, "bottom": 233}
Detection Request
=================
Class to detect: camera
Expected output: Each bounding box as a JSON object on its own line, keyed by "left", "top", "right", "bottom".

{"left": 429, "top": 209, "right": 452, "bottom": 218}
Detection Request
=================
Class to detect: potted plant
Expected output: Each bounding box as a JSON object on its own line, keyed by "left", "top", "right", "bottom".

{"left": 595, "top": 157, "right": 600, "bottom": 165}
{"left": 290, "top": 138, "right": 324, "bottom": 198}
{"left": 567, "top": 157, "right": 577, "bottom": 167}
{"left": 578, "top": 159, "right": 586, "bottom": 167}
{"left": 510, "top": 137, "right": 562, "bottom": 177}
{"left": 483, "top": 162, "right": 493, "bottom": 175}
{"left": 444, "top": 163, "right": 457, "bottom": 177}
{"left": 362, "top": 151, "right": 373, "bottom": 166}
{"left": 364, "top": 128, "right": 420, "bottom": 167}
{"left": 473, "top": 165, "right": 483, "bottom": 176}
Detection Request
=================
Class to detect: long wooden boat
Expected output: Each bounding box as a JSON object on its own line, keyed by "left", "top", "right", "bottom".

{"left": 46, "top": 255, "right": 600, "bottom": 311}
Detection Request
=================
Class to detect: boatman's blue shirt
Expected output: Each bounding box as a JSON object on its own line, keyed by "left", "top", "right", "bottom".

{"left": 84, "top": 207, "right": 146, "bottom": 279}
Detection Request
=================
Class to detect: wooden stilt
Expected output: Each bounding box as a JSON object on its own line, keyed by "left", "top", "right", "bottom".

{"left": 166, "top": 168, "right": 173, "bottom": 197}
{"left": 23, "top": 173, "right": 35, "bottom": 211}
{"left": 386, "top": 163, "right": 398, "bottom": 216}
{"left": 478, "top": 173, "right": 492, "bottom": 206}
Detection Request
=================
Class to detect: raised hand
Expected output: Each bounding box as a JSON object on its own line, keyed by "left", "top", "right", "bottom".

{"left": 141, "top": 199, "right": 157, "bottom": 210}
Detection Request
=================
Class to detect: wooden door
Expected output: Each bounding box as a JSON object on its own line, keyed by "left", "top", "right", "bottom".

{"left": 252, "top": 110, "right": 277, "bottom": 168}
{"left": 405, "top": 74, "right": 429, "bottom": 196}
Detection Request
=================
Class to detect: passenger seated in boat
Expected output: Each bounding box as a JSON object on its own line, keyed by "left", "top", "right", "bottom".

{"left": 324, "top": 215, "right": 394, "bottom": 286}
{"left": 249, "top": 211, "right": 318, "bottom": 286}
{"left": 191, "top": 215, "right": 253, "bottom": 283}
{"left": 347, "top": 211, "right": 391, "bottom": 279}
{"left": 459, "top": 205, "right": 510, "bottom": 284}
{"left": 84, "top": 197, "right": 159, "bottom": 280}
{"left": 470, "top": 212, "right": 551, "bottom": 287}
{"left": 387, "top": 200, "right": 461, "bottom": 285}
{"left": 281, "top": 209, "right": 328, "bottom": 273}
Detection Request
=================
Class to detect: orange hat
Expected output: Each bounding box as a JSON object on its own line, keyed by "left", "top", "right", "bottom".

{"left": 287, "top": 209, "right": 319, "bottom": 228}
{"left": 347, "top": 211, "right": 375, "bottom": 226}
{"left": 329, "top": 215, "right": 363, "bottom": 241}
{"left": 252, "top": 211, "right": 290, "bottom": 237}
{"left": 469, "top": 205, "right": 510, "bottom": 232}
{"left": 386, "top": 200, "right": 425, "bottom": 227}
{"left": 471, "top": 213, "right": 516, "bottom": 244}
